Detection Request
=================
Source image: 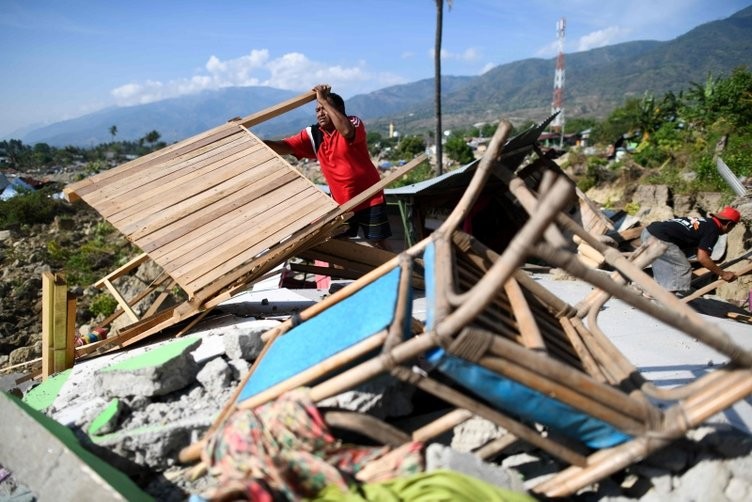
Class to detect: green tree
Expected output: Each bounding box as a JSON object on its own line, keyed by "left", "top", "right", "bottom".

{"left": 1, "top": 139, "right": 30, "bottom": 168}
{"left": 109, "top": 125, "right": 118, "bottom": 141}
{"left": 31, "top": 142, "right": 53, "bottom": 166}
{"left": 366, "top": 131, "right": 385, "bottom": 157}
{"left": 143, "top": 130, "right": 161, "bottom": 148}
{"left": 395, "top": 135, "right": 426, "bottom": 159}
{"left": 591, "top": 98, "right": 643, "bottom": 144}
{"left": 444, "top": 134, "right": 474, "bottom": 164}
{"left": 564, "top": 117, "right": 597, "bottom": 135}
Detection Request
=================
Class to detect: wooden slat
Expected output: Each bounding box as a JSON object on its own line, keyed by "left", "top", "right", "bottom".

{"left": 104, "top": 138, "right": 265, "bottom": 223}
{"left": 136, "top": 166, "right": 302, "bottom": 254}
{"left": 503, "top": 277, "right": 546, "bottom": 351}
{"left": 147, "top": 176, "right": 315, "bottom": 268}
{"left": 82, "top": 133, "right": 250, "bottom": 209}
{"left": 100, "top": 138, "right": 260, "bottom": 222}
{"left": 127, "top": 156, "right": 285, "bottom": 241}
{"left": 41, "top": 272, "right": 55, "bottom": 378}
{"left": 181, "top": 191, "right": 334, "bottom": 294}
{"left": 101, "top": 279, "right": 139, "bottom": 324}
{"left": 94, "top": 253, "right": 149, "bottom": 287}
{"left": 110, "top": 146, "right": 274, "bottom": 236}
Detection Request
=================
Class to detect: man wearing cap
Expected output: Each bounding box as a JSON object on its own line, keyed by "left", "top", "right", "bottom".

{"left": 641, "top": 206, "right": 740, "bottom": 296}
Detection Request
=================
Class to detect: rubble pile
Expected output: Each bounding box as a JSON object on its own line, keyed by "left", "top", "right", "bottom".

{"left": 4, "top": 309, "right": 751, "bottom": 501}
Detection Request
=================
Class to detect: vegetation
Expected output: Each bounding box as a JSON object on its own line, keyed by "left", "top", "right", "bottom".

{"left": 0, "top": 129, "right": 166, "bottom": 172}
{"left": 90, "top": 293, "right": 119, "bottom": 318}
{"left": 45, "top": 219, "right": 135, "bottom": 286}
{"left": 587, "top": 66, "right": 752, "bottom": 194}
{"left": 0, "top": 186, "right": 70, "bottom": 228}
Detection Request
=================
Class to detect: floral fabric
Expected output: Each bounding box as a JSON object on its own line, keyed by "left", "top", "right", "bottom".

{"left": 201, "top": 388, "right": 422, "bottom": 501}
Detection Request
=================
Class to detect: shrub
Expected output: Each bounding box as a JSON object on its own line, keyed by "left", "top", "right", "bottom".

{"left": 0, "top": 188, "right": 63, "bottom": 229}
{"left": 90, "top": 293, "right": 118, "bottom": 318}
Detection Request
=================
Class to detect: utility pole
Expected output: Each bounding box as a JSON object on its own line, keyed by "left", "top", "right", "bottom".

{"left": 551, "top": 17, "right": 566, "bottom": 148}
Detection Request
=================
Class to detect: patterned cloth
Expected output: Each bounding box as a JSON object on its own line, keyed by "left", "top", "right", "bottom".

{"left": 201, "top": 388, "right": 423, "bottom": 501}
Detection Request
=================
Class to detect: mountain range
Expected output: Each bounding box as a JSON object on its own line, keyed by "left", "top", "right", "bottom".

{"left": 14, "top": 5, "right": 752, "bottom": 147}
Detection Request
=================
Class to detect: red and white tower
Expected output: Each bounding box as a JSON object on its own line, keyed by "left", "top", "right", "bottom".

{"left": 551, "top": 17, "right": 566, "bottom": 142}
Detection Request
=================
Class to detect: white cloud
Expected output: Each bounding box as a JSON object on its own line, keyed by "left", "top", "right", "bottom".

{"left": 480, "top": 63, "right": 496, "bottom": 74}
{"left": 110, "top": 49, "right": 394, "bottom": 106}
{"left": 577, "top": 26, "right": 631, "bottom": 51}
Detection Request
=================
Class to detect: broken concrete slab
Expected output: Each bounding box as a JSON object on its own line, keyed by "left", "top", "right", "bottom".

{"left": 425, "top": 443, "right": 527, "bottom": 493}
{"left": 196, "top": 357, "right": 232, "bottom": 393}
{"left": 317, "top": 374, "right": 416, "bottom": 420}
{"left": 187, "top": 316, "right": 280, "bottom": 361}
{"left": 95, "top": 337, "right": 201, "bottom": 398}
{"left": 0, "top": 392, "right": 152, "bottom": 501}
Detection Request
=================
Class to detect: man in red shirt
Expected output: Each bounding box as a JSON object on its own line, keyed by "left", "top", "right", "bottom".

{"left": 264, "top": 84, "right": 391, "bottom": 250}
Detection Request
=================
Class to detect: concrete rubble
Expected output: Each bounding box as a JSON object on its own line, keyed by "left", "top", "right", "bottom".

{"left": 2, "top": 275, "right": 751, "bottom": 501}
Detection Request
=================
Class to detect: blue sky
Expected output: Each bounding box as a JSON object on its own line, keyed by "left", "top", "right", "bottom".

{"left": 1, "top": 0, "right": 749, "bottom": 138}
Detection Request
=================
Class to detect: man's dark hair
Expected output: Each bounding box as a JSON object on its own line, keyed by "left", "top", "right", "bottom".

{"left": 328, "top": 93, "right": 346, "bottom": 114}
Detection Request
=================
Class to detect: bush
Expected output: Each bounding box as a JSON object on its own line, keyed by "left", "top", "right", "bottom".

{"left": 90, "top": 293, "right": 118, "bottom": 318}
{"left": 0, "top": 188, "right": 65, "bottom": 229}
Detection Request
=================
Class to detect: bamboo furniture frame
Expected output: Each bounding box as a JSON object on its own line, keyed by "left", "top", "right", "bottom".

{"left": 183, "top": 117, "right": 752, "bottom": 497}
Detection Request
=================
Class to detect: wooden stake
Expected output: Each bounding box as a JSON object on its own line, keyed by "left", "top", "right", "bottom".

{"left": 41, "top": 272, "right": 75, "bottom": 379}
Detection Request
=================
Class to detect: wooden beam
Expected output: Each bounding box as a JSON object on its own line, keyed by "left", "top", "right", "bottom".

{"left": 503, "top": 277, "right": 546, "bottom": 352}
{"left": 236, "top": 91, "right": 317, "bottom": 129}
{"left": 682, "top": 258, "right": 752, "bottom": 303}
{"left": 93, "top": 253, "right": 149, "bottom": 287}
{"left": 41, "top": 272, "right": 75, "bottom": 378}
{"left": 101, "top": 279, "right": 139, "bottom": 324}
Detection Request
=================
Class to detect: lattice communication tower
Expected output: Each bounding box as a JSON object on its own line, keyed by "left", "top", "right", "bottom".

{"left": 551, "top": 17, "right": 566, "bottom": 140}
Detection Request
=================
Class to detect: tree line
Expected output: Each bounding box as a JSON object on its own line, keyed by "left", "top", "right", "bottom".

{"left": 0, "top": 129, "right": 164, "bottom": 172}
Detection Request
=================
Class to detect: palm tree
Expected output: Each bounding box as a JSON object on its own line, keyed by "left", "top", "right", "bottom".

{"left": 144, "top": 130, "right": 161, "bottom": 148}
{"left": 109, "top": 125, "right": 118, "bottom": 142}
{"left": 434, "top": 0, "right": 452, "bottom": 176}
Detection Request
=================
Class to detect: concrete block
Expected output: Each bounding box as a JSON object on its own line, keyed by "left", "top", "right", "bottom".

{"left": 196, "top": 357, "right": 232, "bottom": 393}
{"left": 94, "top": 337, "right": 201, "bottom": 398}
{"left": 425, "top": 443, "right": 526, "bottom": 492}
{"left": 451, "top": 416, "right": 504, "bottom": 453}
{"left": 316, "top": 374, "right": 414, "bottom": 419}
{"left": 223, "top": 331, "right": 264, "bottom": 361}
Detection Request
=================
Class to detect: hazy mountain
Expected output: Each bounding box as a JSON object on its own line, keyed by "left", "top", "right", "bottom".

{"left": 19, "top": 87, "right": 315, "bottom": 147}
{"left": 14, "top": 5, "right": 752, "bottom": 147}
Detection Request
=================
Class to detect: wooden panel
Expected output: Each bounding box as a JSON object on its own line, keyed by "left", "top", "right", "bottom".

{"left": 137, "top": 173, "right": 300, "bottom": 256}
{"left": 180, "top": 192, "right": 334, "bottom": 295}
{"left": 65, "top": 122, "right": 338, "bottom": 302}
{"left": 126, "top": 154, "right": 283, "bottom": 240}
{"left": 104, "top": 135, "right": 262, "bottom": 222}
{"left": 144, "top": 175, "right": 312, "bottom": 265}
{"left": 84, "top": 133, "right": 249, "bottom": 211}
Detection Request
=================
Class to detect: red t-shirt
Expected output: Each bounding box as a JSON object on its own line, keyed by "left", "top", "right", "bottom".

{"left": 282, "top": 116, "right": 384, "bottom": 211}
